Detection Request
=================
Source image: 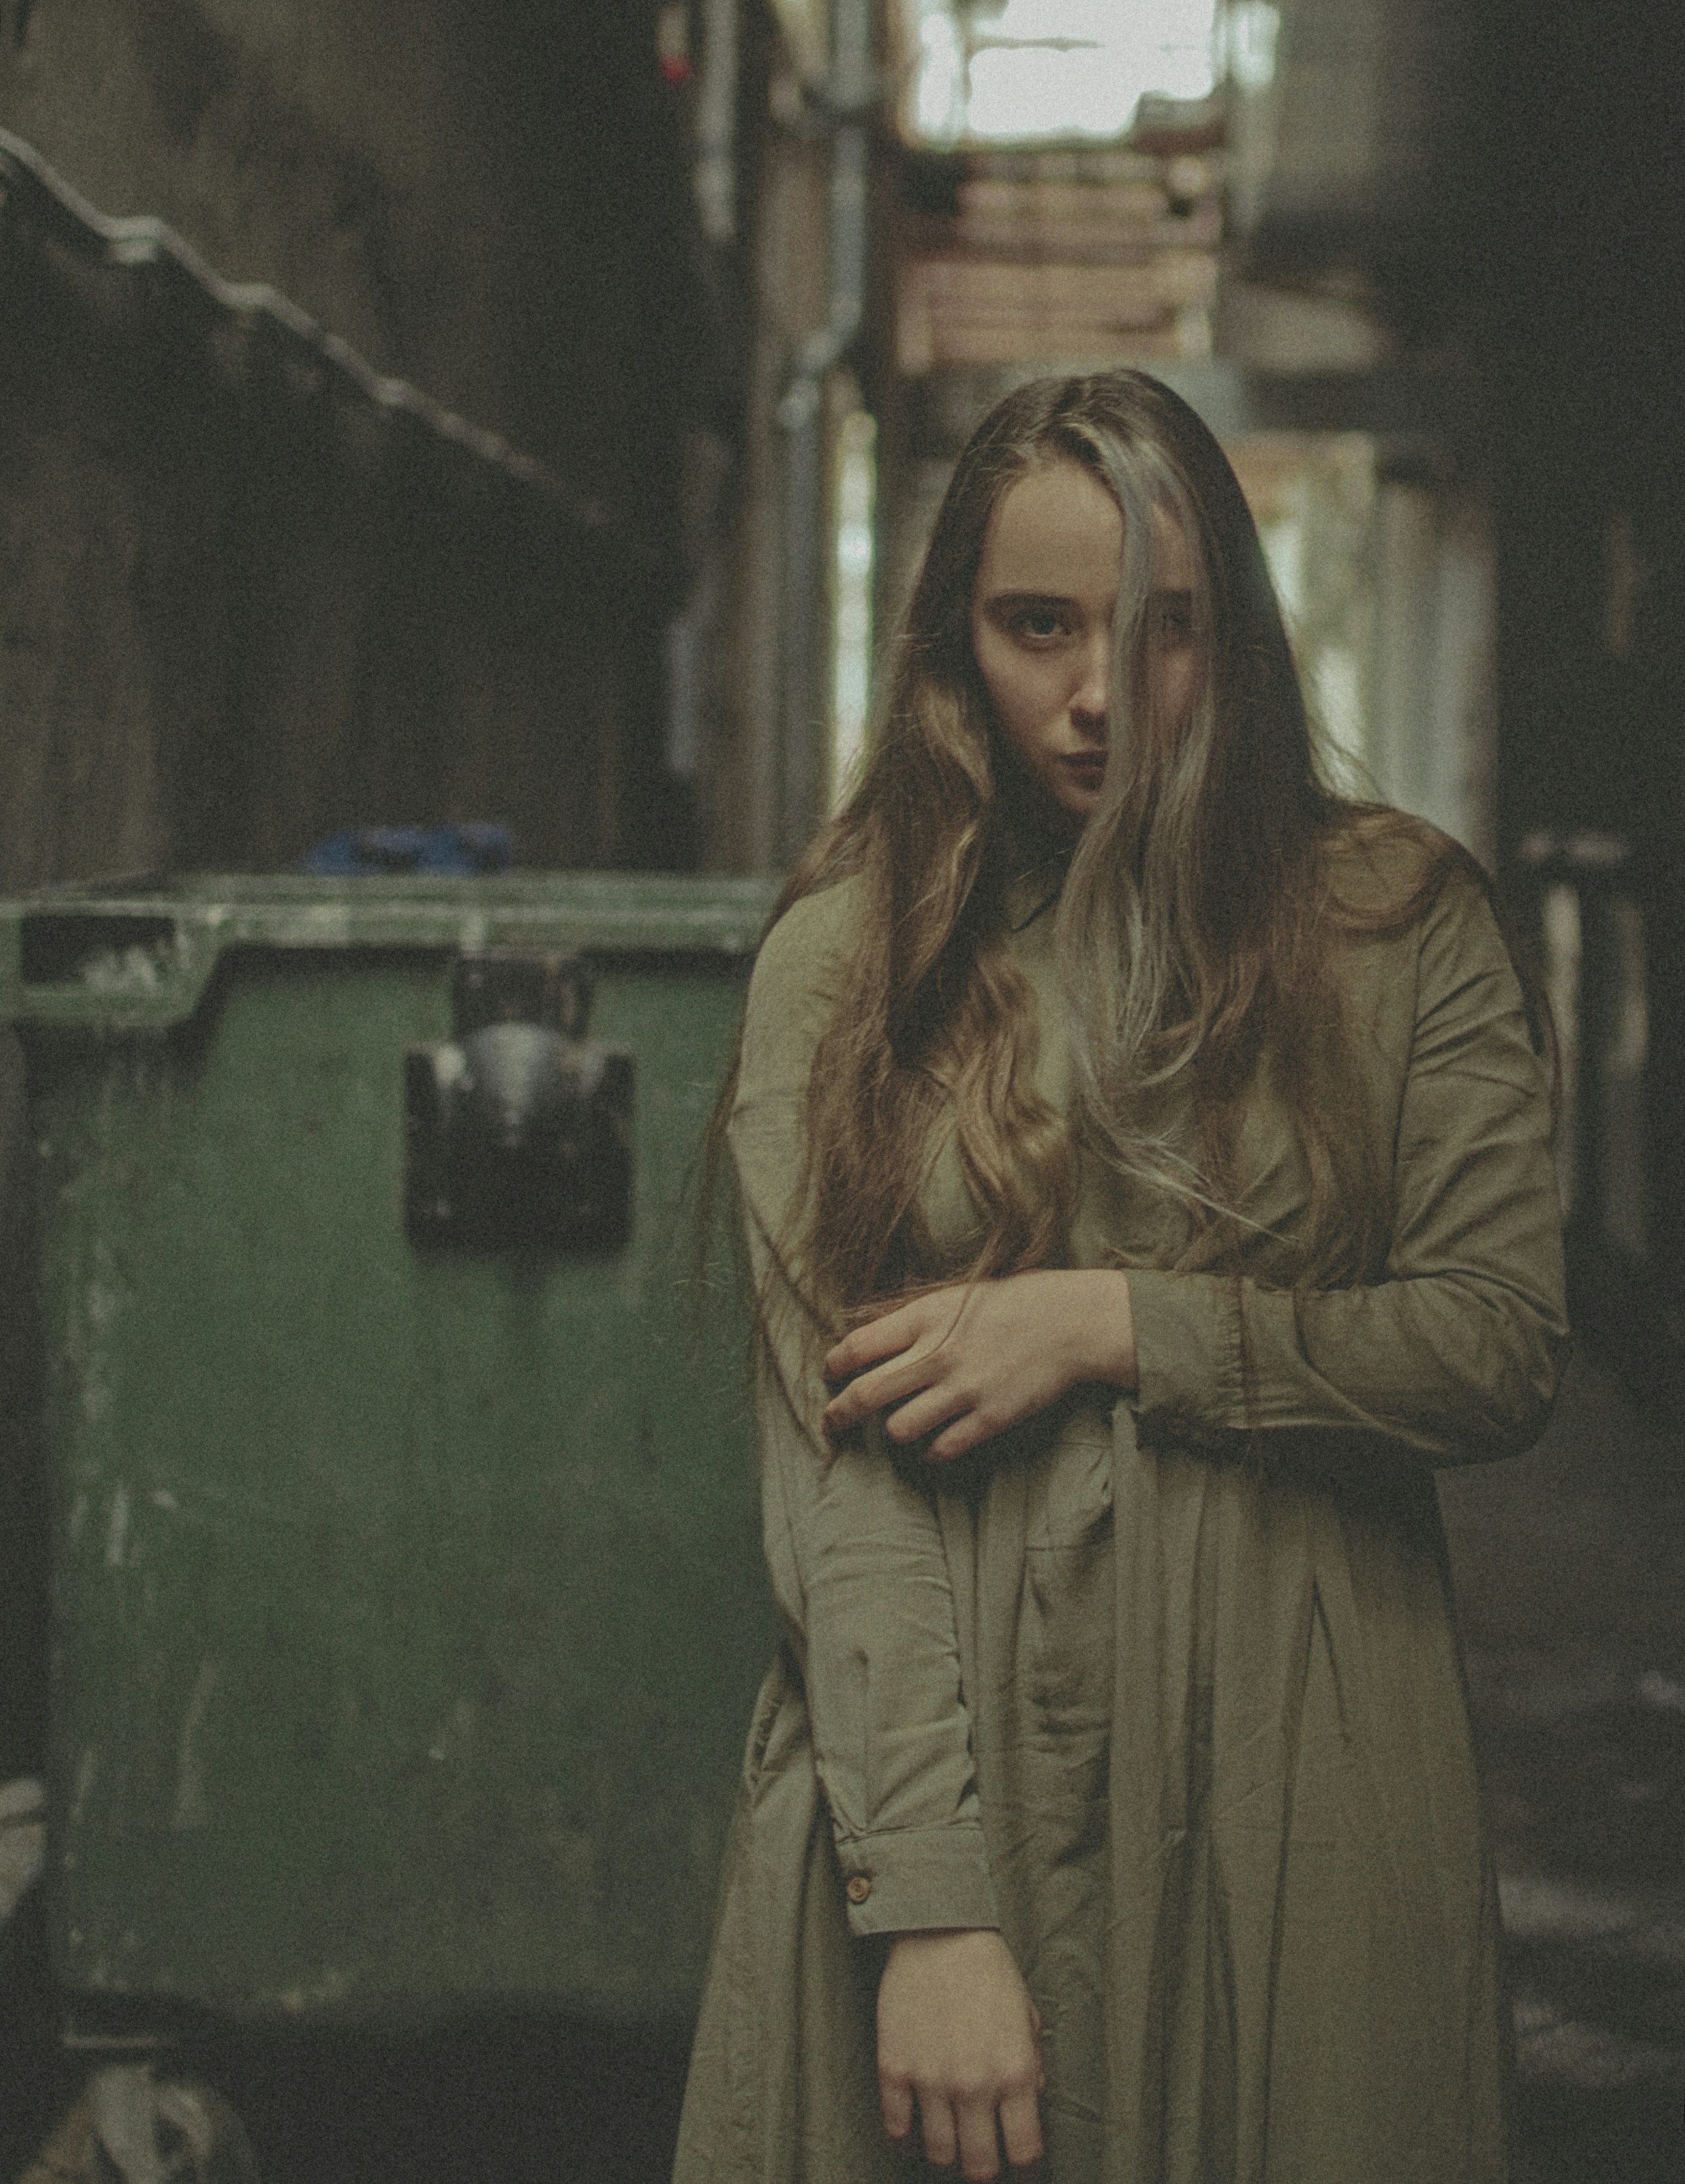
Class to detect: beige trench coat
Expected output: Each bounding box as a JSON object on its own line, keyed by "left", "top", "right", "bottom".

{"left": 675, "top": 826, "right": 1568, "bottom": 2184}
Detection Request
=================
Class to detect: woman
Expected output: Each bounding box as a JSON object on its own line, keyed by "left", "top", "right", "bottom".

{"left": 675, "top": 371, "right": 1566, "bottom": 2184}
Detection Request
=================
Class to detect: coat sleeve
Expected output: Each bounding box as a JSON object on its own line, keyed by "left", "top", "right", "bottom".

{"left": 728, "top": 890, "right": 1000, "bottom": 1938}
{"left": 1125, "top": 869, "right": 1570, "bottom": 1465}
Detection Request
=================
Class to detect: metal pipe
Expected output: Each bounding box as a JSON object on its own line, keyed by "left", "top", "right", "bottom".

{"left": 694, "top": 0, "right": 740, "bottom": 247}
{"left": 774, "top": 0, "right": 874, "bottom": 866}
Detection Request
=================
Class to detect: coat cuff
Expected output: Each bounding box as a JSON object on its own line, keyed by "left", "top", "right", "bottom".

{"left": 1126, "top": 1268, "right": 1245, "bottom": 1443}
{"left": 834, "top": 1823, "right": 1000, "bottom": 1938}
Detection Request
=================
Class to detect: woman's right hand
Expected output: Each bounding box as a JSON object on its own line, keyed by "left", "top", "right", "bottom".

{"left": 877, "top": 1928, "right": 1046, "bottom": 2177}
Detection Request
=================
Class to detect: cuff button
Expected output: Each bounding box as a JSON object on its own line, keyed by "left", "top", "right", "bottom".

{"left": 845, "top": 1875, "right": 872, "bottom": 1904}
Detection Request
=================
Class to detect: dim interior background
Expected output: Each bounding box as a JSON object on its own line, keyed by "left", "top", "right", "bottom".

{"left": 0, "top": 4, "right": 1680, "bottom": 2180}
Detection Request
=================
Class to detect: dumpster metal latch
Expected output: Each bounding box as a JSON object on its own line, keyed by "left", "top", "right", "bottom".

{"left": 404, "top": 951, "right": 633, "bottom": 1251}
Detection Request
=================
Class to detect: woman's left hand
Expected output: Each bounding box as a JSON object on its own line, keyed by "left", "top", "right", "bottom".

{"left": 823, "top": 1269, "right": 1136, "bottom": 1462}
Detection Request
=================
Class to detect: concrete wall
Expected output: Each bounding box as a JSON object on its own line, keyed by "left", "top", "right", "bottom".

{"left": 1228, "top": 0, "right": 1471, "bottom": 298}
{"left": 1468, "top": 0, "right": 1685, "bottom": 1385}
{"left": 0, "top": 0, "right": 723, "bottom": 889}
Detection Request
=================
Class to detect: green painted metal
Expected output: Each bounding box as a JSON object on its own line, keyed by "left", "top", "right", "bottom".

{"left": 1, "top": 874, "right": 782, "bottom": 2024}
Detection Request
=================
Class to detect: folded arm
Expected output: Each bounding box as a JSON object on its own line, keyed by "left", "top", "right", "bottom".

{"left": 729, "top": 888, "right": 999, "bottom": 1935}
{"left": 821, "top": 869, "right": 1567, "bottom": 1472}
{"left": 1127, "top": 869, "right": 1568, "bottom": 1464}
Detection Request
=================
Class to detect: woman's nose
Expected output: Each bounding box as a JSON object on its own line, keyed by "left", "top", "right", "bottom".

{"left": 1071, "top": 636, "right": 1109, "bottom": 722}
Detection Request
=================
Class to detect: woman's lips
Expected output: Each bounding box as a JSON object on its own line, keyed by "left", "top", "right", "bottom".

{"left": 1062, "top": 751, "right": 1106, "bottom": 781}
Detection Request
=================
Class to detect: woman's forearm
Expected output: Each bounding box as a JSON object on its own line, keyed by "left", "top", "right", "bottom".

{"left": 1060, "top": 1267, "right": 1138, "bottom": 1390}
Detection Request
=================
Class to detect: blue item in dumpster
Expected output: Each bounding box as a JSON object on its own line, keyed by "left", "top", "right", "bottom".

{"left": 301, "top": 823, "right": 514, "bottom": 876}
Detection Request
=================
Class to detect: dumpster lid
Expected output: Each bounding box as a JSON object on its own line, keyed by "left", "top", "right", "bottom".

{"left": 0, "top": 871, "right": 783, "bottom": 1033}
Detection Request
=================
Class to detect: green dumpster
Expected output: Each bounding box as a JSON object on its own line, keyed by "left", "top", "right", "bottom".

{"left": 0, "top": 870, "right": 780, "bottom": 2027}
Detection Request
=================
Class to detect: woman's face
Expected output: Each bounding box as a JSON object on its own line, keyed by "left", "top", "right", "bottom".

{"left": 969, "top": 456, "right": 1200, "bottom": 829}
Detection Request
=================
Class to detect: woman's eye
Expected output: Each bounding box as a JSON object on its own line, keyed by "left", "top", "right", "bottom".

{"left": 1012, "top": 607, "right": 1068, "bottom": 641}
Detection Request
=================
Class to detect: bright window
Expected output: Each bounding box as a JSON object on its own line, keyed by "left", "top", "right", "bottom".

{"left": 901, "top": 1, "right": 1222, "bottom": 146}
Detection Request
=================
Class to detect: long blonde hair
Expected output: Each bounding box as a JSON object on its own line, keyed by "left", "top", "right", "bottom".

{"left": 746, "top": 370, "right": 1467, "bottom": 1320}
